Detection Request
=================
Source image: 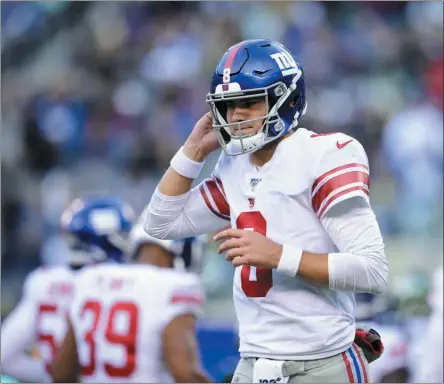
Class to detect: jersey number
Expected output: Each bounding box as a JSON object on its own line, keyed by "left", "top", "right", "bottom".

{"left": 237, "top": 212, "right": 273, "bottom": 298}
{"left": 37, "top": 304, "right": 58, "bottom": 373}
{"left": 80, "top": 300, "right": 139, "bottom": 378}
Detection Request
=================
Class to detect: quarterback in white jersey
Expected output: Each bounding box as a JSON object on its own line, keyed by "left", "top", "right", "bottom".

{"left": 52, "top": 217, "right": 211, "bottom": 383}
{"left": 1, "top": 265, "right": 75, "bottom": 382}
{"left": 145, "top": 39, "right": 387, "bottom": 383}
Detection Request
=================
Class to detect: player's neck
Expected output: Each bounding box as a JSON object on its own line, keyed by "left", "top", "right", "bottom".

{"left": 136, "top": 254, "right": 173, "bottom": 268}
{"left": 250, "top": 131, "right": 293, "bottom": 167}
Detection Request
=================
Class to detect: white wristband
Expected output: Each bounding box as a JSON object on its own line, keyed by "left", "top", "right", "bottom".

{"left": 170, "top": 146, "right": 205, "bottom": 179}
{"left": 276, "top": 244, "right": 303, "bottom": 278}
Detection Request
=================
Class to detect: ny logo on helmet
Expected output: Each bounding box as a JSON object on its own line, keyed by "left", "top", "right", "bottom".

{"left": 270, "top": 52, "right": 299, "bottom": 76}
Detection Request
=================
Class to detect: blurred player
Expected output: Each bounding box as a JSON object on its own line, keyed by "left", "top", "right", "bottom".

{"left": 415, "top": 266, "right": 443, "bottom": 383}
{"left": 145, "top": 39, "right": 388, "bottom": 383}
{"left": 0, "top": 195, "right": 134, "bottom": 382}
{"left": 355, "top": 293, "right": 408, "bottom": 383}
{"left": 51, "top": 215, "right": 211, "bottom": 383}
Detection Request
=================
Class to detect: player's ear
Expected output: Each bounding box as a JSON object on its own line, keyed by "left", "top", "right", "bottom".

{"left": 51, "top": 319, "right": 80, "bottom": 383}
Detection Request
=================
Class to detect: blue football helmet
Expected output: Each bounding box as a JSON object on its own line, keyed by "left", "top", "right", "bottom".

{"left": 60, "top": 195, "right": 135, "bottom": 264}
{"left": 206, "top": 39, "right": 307, "bottom": 156}
{"left": 128, "top": 214, "right": 208, "bottom": 273}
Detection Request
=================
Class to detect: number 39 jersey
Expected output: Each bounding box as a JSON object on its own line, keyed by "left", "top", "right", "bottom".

{"left": 69, "top": 263, "right": 204, "bottom": 383}
{"left": 200, "top": 128, "right": 371, "bottom": 360}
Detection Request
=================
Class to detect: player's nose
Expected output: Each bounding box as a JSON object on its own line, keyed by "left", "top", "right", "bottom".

{"left": 232, "top": 106, "right": 248, "bottom": 123}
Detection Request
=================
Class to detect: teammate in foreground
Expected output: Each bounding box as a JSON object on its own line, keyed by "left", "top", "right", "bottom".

{"left": 51, "top": 215, "right": 211, "bottom": 383}
{"left": 1, "top": 195, "right": 133, "bottom": 382}
{"left": 145, "top": 39, "right": 388, "bottom": 383}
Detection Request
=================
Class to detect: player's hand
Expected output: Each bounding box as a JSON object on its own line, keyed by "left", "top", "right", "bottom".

{"left": 214, "top": 228, "right": 283, "bottom": 268}
{"left": 183, "top": 111, "right": 220, "bottom": 162}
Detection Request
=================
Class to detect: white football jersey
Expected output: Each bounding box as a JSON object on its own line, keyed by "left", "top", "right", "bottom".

{"left": 69, "top": 264, "right": 204, "bottom": 383}
{"left": 200, "top": 128, "right": 370, "bottom": 359}
{"left": 364, "top": 322, "right": 407, "bottom": 382}
{"left": 27, "top": 266, "right": 75, "bottom": 372}
{"left": 1, "top": 265, "right": 75, "bottom": 379}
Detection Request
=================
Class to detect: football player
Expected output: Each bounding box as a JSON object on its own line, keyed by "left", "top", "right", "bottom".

{"left": 51, "top": 214, "right": 211, "bottom": 383}
{"left": 144, "top": 39, "right": 388, "bottom": 383}
{"left": 1, "top": 195, "right": 134, "bottom": 382}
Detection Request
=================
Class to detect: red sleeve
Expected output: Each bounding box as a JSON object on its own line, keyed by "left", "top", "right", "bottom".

{"left": 312, "top": 162, "right": 370, "bottom": 218}
{"left": 199, "top": 176, "right": 230, "bottom": 221}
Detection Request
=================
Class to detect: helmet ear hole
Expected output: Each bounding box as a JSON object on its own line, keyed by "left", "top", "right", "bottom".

{"left": 290, "top": 89, "right": 302, "bottom": 108}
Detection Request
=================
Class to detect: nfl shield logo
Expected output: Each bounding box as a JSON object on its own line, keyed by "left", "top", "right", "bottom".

{"left": 249, "top": 177, "right": 262, "bottom": 192}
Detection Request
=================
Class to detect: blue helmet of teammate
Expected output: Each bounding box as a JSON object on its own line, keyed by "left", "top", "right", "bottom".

{"left": 61, "top": 195, "right": 135, "bottom": 264}
{"left": 206, "top": 39, "right": 307, "bottom": 156}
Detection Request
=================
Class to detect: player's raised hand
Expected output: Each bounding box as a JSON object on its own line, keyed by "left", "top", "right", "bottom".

{"left": 183, "top": 111, "right": 220, "bottom": 162}
{"left": 214, "top": 228, "right": 283, "bottom": 269}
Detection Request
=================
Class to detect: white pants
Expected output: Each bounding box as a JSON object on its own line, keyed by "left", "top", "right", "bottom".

{"left": 232, "top": 344, "right": 371, "bottom": 383}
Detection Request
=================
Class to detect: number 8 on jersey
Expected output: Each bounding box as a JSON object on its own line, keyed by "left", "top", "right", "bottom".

{"left": 237, "top": 211, "right": 273, "bottom": 298}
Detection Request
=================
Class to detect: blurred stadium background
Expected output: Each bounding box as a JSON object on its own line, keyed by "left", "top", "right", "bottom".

{"left": 1, "top": 1, "right": 443, "bottom": 382}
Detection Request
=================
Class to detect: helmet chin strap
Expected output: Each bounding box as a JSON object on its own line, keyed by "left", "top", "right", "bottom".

{"left": 225, "top": 131, "right": 266, "bottom": 155}
{"left": 223, "top": 114, "right": 290, "bottom": 156}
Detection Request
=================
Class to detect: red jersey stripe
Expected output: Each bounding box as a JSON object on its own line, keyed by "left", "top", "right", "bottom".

{"left": 200, "top": 184, "right": 230, "bottom": 221}
{"left": 318, "top": 186, "right": 369, "bottom": 218}
{"left": 312, "top": 163, "right": 369, "bottom": 193}
{"left": 205, "top": 178, "right": 230, "bottom": 217}
{"left": 312, "top": 171, "right": 369, "bottom": 213}
{"left": 171, "top": 294, "right": 203, "bottom": 305}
